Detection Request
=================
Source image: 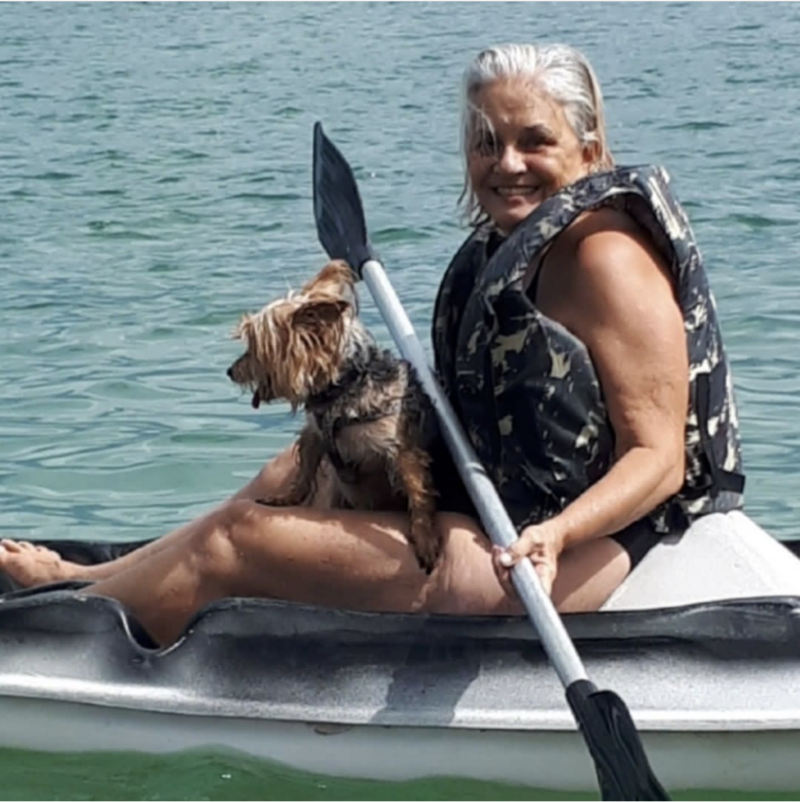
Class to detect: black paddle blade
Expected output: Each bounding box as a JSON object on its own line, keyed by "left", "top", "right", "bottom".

{"left": 566, "top": 680, "right": 670, "bottom": 801}
{"left": 312, "top": 122, "right": 377, "bottom": 278}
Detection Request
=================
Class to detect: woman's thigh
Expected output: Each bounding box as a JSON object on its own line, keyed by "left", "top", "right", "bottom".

{"left": 213, "top": 502, "right": 631, "bottom": 617}
{"left": 210, "top": 503, "right": 495, "bottom": 614}
{"left": 552, "top": 536, "right": 632, "bottom": 612}
{"left": 426, "top": 527, "right": 631, "bottom": 616}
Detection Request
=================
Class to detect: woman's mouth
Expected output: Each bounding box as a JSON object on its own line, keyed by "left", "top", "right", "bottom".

{"left": 494, "top": 186, "right": 540, "bottom": 197}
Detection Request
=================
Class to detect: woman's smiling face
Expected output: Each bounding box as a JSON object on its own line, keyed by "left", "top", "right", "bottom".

{"left": 467, "top": 77, "right": 596, "bottom": 234}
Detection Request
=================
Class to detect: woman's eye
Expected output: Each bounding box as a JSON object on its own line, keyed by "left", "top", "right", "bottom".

{"left": 519, "top": 129, "right": 555, "bottom": 151}
{"left": 473, "top": 132, "right": 498, "bottom": 156}
{"left": 518, "top": 136, "right": 545, "bottom": 152}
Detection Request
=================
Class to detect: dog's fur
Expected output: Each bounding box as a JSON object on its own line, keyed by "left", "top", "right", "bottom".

{"left": 227, "top": 260, "right": 442, "bottom": 573}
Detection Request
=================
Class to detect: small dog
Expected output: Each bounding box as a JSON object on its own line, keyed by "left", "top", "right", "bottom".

{"left": 227, "top": 260, "right": 442, "bottom": 573}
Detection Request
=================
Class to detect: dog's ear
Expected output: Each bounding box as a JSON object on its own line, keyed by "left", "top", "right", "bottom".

{"left": 291, "top": 299, "right": 349, "bottom": 328}
{"left": 301, "top": 261, "right": 358, "bottom": 310}
{"left": 232, "top": 315, "right": 254, "bottom": 341}
{"left": 302, "top": 260, "right": 355, "bottom": 294}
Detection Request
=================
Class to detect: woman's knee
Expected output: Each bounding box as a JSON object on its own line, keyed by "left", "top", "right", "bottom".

{"left": 188, "top": 500, "right": 267, "bottom": 584}
{"left": 552, "top": 537, "right": 631, "bottom": 613}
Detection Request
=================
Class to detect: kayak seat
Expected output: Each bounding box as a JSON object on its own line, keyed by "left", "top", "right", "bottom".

{"left": 604, "top": 511, "right": 800, "bottom": 610}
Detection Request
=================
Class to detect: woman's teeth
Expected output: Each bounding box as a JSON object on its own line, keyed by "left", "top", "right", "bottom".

{"left": 495, "top": 187, "right": 538, "bottom": 196}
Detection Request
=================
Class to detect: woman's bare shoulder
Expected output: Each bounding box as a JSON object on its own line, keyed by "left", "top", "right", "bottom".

{"left": 563, "top": 206, "right": 672, "bottom": 286}
{"left": 537, "top": 204, "right": 677, "bottom": 334}
{"left": 563, "top": 206, "right": 658, "bottom": 253}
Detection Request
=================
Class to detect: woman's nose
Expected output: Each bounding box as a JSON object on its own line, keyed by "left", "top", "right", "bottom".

{"left": 496, "top": 145, "right": 526, "bottom": 173}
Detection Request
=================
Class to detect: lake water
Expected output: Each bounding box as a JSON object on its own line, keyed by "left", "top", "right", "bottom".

{"left": 2, "top": 2, "right": 800, "bottom": 799}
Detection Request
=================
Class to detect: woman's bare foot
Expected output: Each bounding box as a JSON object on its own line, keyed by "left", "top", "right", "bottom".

{"left": 0, "top": 540, "right": 82, "bottom": 588}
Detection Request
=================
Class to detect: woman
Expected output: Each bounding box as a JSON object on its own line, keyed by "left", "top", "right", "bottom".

{"left": 0, "top": 43, "right": 743, "bottom": 645}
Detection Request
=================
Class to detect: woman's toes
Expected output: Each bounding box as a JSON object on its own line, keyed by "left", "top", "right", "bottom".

{"left": 0, "top": 540, "right": 75, "bottom": 588}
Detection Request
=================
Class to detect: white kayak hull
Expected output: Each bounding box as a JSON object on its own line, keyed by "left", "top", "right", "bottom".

{"left": 2, "top": 511, "right": 800, "bottom": 794}
{"left": 3, "top": 697, "right": 800, "bottom": 793}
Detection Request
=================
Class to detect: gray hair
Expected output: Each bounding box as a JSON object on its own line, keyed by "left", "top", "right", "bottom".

{"left": 460, "top": 43, "right": 613, "bottom": 226}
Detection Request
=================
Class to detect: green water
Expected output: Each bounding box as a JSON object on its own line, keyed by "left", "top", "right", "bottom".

{"left": 2, "top": 747, "right": 798, "bottom": 802}
{"left": 0, "top": 748, "right": 583, "bottom": 801}
{"left": 2, "top": 1, "right": 800, "bottom": 798}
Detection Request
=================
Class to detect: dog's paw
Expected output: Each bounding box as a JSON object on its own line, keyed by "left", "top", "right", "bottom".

{"left": 413, "top": 540, "right": 442, "bottom": 575}
{"left": 255, "top": 494, "right": 292, "bottom": 508}
{"left": 256, "top": 488, "right": 312, "bottom": 508}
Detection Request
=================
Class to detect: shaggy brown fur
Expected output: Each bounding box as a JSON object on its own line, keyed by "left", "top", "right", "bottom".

{"left": 227, "top": 260, "right": 442, "bottom": 573}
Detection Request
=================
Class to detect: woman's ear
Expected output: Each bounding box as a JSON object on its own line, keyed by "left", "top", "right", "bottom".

{"left": 583, "top": 140, "right": 602, "bottom": 170}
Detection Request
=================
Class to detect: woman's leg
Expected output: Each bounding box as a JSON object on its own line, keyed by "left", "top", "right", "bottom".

{"left": 2, "top": 482, "right": 632, "bottom": 647}
{"left": 551, "top": 537, "right": 631, "bottom": 612}
{"left": 83, "top": 502, "right": 478, "bottom": 645}
{"left": 81, "top": 501, "right": 632, "bottom": 645}
{"left": 429, "top": 527, "right": 631, "bottom": 616}
{"left": 0, "top": 443, "right": 304, "bottom": 586}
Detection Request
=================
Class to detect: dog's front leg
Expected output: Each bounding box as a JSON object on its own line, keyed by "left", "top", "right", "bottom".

{"left": 395, "top": 446, "right": 441, "bottom": 574}
{"left": 257, "top": 427, "right": 326, "bottom": 508}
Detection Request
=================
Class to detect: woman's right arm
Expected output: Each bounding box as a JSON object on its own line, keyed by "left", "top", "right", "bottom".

{"left": 229, "top": 443, "right": 335, "bottom": 508}
{"left": 229, "top": 443, "right": 299, "bottom": 502}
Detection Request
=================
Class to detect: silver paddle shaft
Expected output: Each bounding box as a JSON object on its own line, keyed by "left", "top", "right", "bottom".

{"left": 361, "top": 259, "right": 589, "bottom": 688}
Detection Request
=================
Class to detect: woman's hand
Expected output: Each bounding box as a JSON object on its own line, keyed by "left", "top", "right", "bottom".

{"left": 491, "top": 520, "right": 566, "bottom": 596}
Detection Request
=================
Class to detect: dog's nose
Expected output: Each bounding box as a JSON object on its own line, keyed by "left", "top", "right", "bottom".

{"left": 226, "top": 367, "right": 234, "bottom": 379}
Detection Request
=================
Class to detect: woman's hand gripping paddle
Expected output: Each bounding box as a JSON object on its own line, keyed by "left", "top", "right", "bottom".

{"left": 311, "top": 121, "right": 670, "bottom": 802}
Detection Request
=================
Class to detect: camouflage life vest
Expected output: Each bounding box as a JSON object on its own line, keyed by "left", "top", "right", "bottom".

{"left": 432, "top": 165, "right": 744, "bottom": 533}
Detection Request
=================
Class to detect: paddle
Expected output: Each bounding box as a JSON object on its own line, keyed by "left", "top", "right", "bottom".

{"left": 311, "top": 122, "right": 670, "bottom": 801}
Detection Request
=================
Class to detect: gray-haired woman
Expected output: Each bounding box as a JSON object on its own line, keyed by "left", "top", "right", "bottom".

{"left": 0, "top": 44, "right": 743, "bottom": 645}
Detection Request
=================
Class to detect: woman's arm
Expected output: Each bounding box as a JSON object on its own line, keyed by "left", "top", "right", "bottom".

{"left": 229, "top": 443, "right": 300, "bottom": 501}
{"left": 496, "top": 210, "right": 688, "bottom": 591}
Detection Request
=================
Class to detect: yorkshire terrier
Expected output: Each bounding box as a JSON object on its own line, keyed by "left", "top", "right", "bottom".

{"left": 227, "top": 260, "right": 442, "bottom": 573}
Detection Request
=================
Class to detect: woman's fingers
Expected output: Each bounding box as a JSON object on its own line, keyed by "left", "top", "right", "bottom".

{"left": 533, "top": 557, "right": 556, "bottom": 596}
{"left": 491, "top": 545, "right": 517, "bottom": 596}
{"left": 507, "top": 537, "right": 536, "bottom": 563}
{"left": 492, "top": 543, "right": 557, "bottom": 597}
{"left": 491, "top": 525, "right": 562, "bottom": 597}
{"left": 494, "top": 530, "right": 536, "bottom": 568}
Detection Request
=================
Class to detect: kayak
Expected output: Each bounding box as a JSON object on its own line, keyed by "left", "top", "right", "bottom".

{"left": 2, "top": 510, "right": 800, "bottom": 795}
